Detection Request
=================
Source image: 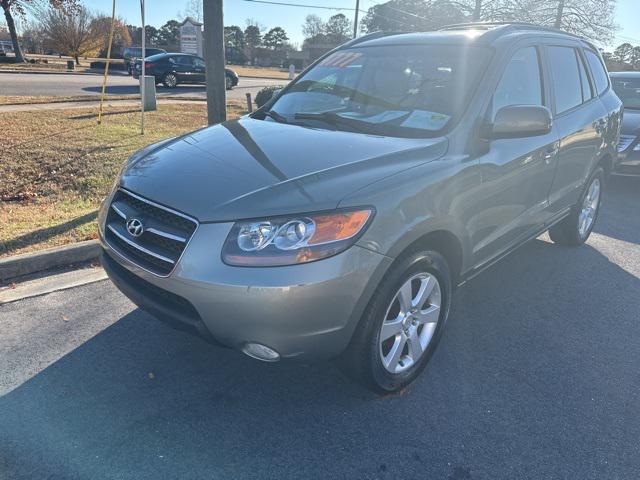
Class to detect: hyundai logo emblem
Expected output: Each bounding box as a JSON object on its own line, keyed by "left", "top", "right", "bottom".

{"left": 126, "top": 218, "right": 144, "bottom": 237}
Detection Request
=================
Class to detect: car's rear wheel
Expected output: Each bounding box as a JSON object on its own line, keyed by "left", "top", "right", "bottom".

{"left": 225, "top": 76, "right": 233, "bottom": 90}
{"left": 549, "top": 166, "right": 604, "bottom": 246}
{"left": 342, "top": 249, "right": 452, "bottom": 393}
{"left": 162, "top": 73, "right": 178, "bottom": 88}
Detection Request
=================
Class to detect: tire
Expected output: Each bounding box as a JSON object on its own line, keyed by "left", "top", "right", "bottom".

{"left": 341, "top": 249, "right": 452, "bottom": 393}
{"left": 225, "top": 76, "right": 232, "bottom": 90}
{"left": 162, "top": 73, "right": 178, "bottom": 88}
{"left": 549, "top": 166, "right": 604, "bottom": 246}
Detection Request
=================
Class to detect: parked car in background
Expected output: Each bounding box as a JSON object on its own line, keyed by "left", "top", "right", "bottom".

{"left": 123, "top": 47, "right": 166, "bottom": 75}
{"left": 100, "top": 24, "right": 621, "bottom": 393}
{"left": 133, "top": 53, "right": 239, "bottom": 89}
{"left": 0, "top": 40, "right": 14, "bottom": 56}
{"left": 611, "top": 72, "right": 640, "bottom": 176}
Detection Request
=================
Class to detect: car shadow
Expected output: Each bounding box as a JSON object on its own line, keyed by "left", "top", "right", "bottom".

{"left": 594, "top": 175, "right": 640, "bottom": 244}
{"left": 1, "top": 228, "right": 639, "bottom": 478}
{"left": 82, "top": 85, "right": 207, "bottom": 96}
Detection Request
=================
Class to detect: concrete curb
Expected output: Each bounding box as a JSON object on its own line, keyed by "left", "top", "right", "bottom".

{"left": 0, "top": 68, "right": 124, "bottom": 76}
{"left": 0, "top": 240, "right": 101, "bottom": 283}
{"left": 0, "top": 267, "right": 108, "bottom": 304}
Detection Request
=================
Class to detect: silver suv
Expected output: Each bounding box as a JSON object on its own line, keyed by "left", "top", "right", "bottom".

{"left": 99, "top": 23, "right": 622, "bottom": 392}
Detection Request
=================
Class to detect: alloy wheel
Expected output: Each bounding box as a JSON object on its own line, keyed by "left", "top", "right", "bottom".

{"left": 578, "top": 177, "right": 601, "bottom": 238}
{"left": 165, "top": 74, "right": 177, "bottom": 88}
{"left": 379, "top": 272, "right": 442, "bottom": 374}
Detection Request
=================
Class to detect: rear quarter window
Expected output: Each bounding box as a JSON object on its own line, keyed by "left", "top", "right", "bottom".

{"left": 584, "top": 49, "right": 609, "bottom": 95}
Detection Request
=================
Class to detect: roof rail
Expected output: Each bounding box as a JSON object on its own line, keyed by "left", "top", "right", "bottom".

{"left": 439, "top": 22, "right": 588, "bottom": 42}
{"left": 339, "top": 31, "right": 404, "bottom": 49}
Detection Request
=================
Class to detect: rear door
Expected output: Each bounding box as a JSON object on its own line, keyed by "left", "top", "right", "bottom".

{"left": 544, "top": 43, "right": 607, "bottom": 216}
{"left": 472, "top": 43, "right": 559, "bottom": 265}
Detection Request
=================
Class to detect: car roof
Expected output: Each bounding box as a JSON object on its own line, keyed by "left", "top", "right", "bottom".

{"left": 349, "top": 23, "right": 595, "bottom": 50}
{"left": 610, "top": 71, "right": 640, "bottom": 78}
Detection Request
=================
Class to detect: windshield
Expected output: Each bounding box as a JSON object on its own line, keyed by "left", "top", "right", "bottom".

{"left": 265, "top": 44, "right": 491, "bottom": 137}
{"left": 612, "top": 77, "right": 640, "bottom": 110}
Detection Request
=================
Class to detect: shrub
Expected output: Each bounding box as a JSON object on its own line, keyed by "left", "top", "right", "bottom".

{"left": 255, "top": 85, "right": 285, "bottom": 108}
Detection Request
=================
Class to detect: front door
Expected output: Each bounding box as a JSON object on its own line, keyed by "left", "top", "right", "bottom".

{"left": 472, "top": 45, "right": 559, "bottom": 266}
{"left": 192, "top": 57, "right": 207, "bottom": 83}
{"left": 173, "top": 56, "right": 195, "bottom": 82}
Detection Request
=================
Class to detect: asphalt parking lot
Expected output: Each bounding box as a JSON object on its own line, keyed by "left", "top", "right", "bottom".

{"left": 1, "top": 176, "right": 639, "bottom": 479}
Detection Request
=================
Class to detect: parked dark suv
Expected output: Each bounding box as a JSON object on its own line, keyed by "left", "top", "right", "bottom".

{"left": 611, "top": 72, "right": 640, "bottom": 176}
{"left": 133, "top": 53, "right": 239, "bottom": 89}
{"left": 122, "top": 47, "right": 166, "bottom": 75}
{"left": 100, "top": 23, "right": 622, "bottom": 392}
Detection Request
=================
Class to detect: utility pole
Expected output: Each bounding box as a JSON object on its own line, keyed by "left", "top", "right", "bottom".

{"left": 203, "top": 0, "right": 226, "bottom": 125}
{"left": 353, "top": 0, "right": 360, "bottom": 39}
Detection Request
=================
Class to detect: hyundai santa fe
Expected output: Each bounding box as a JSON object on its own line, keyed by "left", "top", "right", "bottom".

{"left": 99, "top": 23, "right": 622, "bottom": 392}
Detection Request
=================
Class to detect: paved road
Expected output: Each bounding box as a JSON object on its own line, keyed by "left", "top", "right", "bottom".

{"left": 1, "top": 177, "right": 639, "bottom": 479}
{"left": 0, "top": 72, "right": 286, "bottom": 101}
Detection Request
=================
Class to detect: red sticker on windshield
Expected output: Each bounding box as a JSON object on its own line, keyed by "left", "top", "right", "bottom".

{"left": 320, "top": 52, "right": 362, "bottom": 68}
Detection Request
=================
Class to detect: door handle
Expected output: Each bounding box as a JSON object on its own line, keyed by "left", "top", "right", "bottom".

{"left": 543, "top": 142, "right": 559, "bottom": 163}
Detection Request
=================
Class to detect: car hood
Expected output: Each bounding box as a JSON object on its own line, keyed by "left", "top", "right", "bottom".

{"left": 120, "top": 117, "right": 447, "bottom": 222}
{"left": 622, "top": 109, "right": 640, "bottom": 135}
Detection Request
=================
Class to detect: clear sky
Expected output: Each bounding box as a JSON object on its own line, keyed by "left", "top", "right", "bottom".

{"left": 77, "top": 0, "right": 640, "bottom": 49}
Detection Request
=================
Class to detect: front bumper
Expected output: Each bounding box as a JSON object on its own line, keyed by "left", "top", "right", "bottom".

{"left": 100, "top": 220, "right": 391, "bottom": 361}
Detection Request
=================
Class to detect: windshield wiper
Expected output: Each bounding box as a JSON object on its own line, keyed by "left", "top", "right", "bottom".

{"left": 262, "top": 110, "right": 288, "bottom": 124}
{"left": 294, "top": 111, "right": 369, "bottom": 133}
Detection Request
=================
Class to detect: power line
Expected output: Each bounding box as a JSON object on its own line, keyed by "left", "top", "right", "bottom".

{"left": 241, "top": 0, "right": 357, "bottom": 11}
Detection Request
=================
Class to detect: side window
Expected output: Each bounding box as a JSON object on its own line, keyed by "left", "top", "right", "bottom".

{"left": 174, "top": 56, "right": 193, "bottom": 66}
{"left": 584, "top": 49, "right": 609, "bottom": 95}
{"left": 547, "top": 46, "right": 583, "bottom": 114}
{"left": 576, "top": 51, "right": 593, "bottom": 102}
{"left": 493, "top": 47, "right": 543, "bottom": 116}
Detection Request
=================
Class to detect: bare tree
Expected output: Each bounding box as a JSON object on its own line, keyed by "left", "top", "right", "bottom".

{"left": 41, "top": 5, "right": 100, "bottom": 65}
{"left": 179, "top": 0, "right": 202, "bottom": 22}
{"left": 451, "top": 0, "right": 617, "bottom": 44}
{"left": 1, "top": 0, "right": 78, "bottom": 62}
{"left": 302, "top": 14, "right": 324, "bottom": 38}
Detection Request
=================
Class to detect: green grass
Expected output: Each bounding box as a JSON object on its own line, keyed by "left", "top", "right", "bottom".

{"left": 0, "top": 102, "right": 245, "bottom": 257}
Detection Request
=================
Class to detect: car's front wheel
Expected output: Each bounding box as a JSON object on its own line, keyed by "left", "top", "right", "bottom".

{"left": 342, "top": 249, "right": 452, "bottom": 393}
{"left": 225, "top": 76, "right": 233, "bottom": 90}
{"left": 549, "top": 166, "right": 604, "bottom": 246}
{"left": 162, "top": 73, "right": 178, "bottom": 88}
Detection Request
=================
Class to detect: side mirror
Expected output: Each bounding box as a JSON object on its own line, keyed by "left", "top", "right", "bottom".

{"left": 489, "top": 105, "right": 552, "bottom": 139}
{"left": 272, "top": 88, "right": 282, "bottom": 99}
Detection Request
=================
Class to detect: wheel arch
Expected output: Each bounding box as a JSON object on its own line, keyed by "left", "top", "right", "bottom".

{"left": 597, "top": 153, "right": 613, "bottom": 177}
{"left": 399, "top": 229, "right": 464, "bottom": 286}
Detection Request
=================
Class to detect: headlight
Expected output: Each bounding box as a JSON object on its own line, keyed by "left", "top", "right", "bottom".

{"left": 222, "top": 208, "right": 373, "bottom": 266}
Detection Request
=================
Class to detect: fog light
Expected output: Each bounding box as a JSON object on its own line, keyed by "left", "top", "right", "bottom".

{"left": 242, "top": 343, "right": 280, "bottom": 362}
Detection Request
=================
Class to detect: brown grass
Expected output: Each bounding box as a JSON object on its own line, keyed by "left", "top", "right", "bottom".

{"left": 231, "top": 65, "right": 293, "bottom": 79}
{"left": 0, "top": 102, "right": 245, "bottom": 257}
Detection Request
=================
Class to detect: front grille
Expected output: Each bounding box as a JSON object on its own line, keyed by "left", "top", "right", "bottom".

{"left": 104, "top": 189, "right": 198, "bottom": 276}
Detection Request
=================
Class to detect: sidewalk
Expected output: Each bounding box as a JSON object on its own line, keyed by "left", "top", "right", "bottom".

{"left": 0, "top": 97, "right": 206, "bottom": 113}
